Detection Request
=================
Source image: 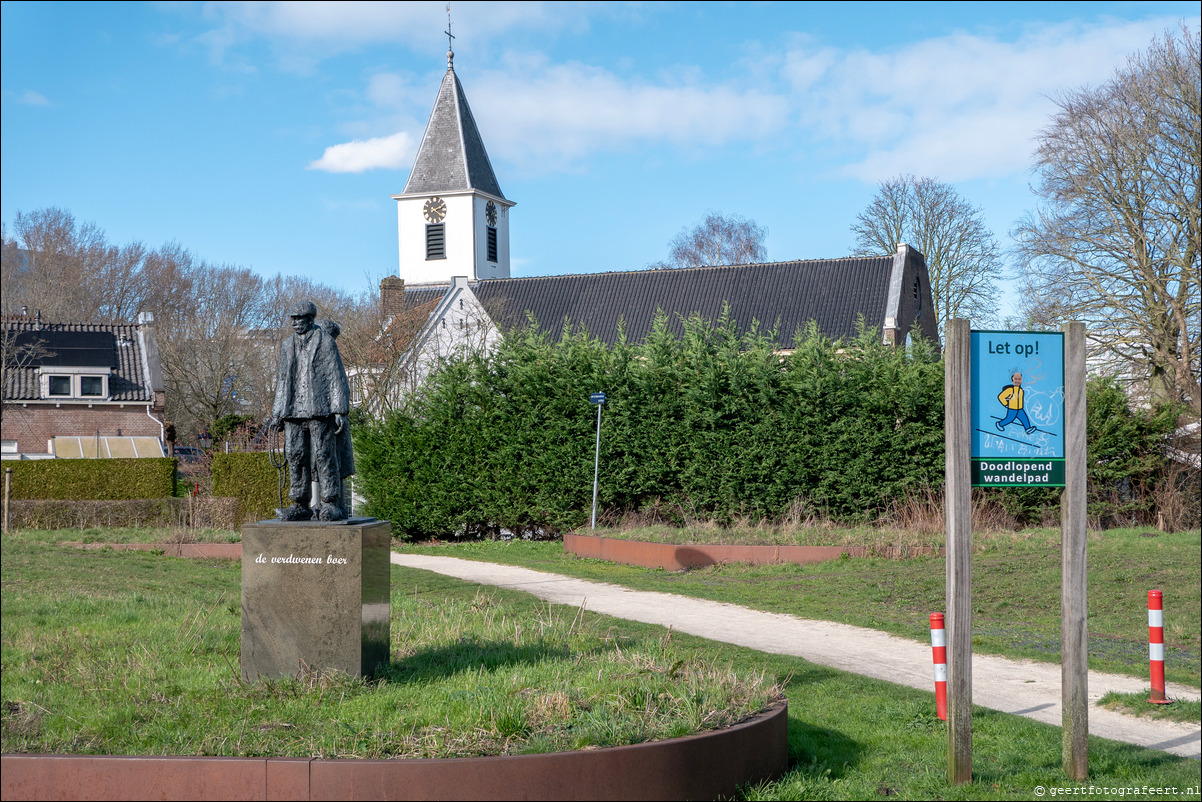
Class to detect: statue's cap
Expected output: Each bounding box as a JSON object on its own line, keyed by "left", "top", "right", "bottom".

{"left": 289, "top": 300, "right": 317, "bottom": 318}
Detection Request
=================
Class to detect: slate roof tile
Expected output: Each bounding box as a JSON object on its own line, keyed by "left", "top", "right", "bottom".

{"left": 402, "top": 67, "right": 505, "bottom": 199}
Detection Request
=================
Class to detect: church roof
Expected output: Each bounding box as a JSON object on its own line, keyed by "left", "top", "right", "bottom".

{"left": 401, "top": 253, "right": 938, "bottom": 349}
{"left": 401, "top": 64, "right": 505, "bottom": 199}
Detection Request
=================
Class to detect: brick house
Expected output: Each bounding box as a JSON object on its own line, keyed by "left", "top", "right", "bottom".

{"left": 1, "top": 313, "right": 167, "bottom": 459}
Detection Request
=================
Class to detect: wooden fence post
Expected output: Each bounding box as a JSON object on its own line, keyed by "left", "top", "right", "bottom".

{"left": 945, "top": 318, "right": 972, "bottom": 784}
{"left": 3, "top": 467, "right": 11, "bottom": 534}
{"left": 1061, "top": 320, "right": 1088, "bottom": 779}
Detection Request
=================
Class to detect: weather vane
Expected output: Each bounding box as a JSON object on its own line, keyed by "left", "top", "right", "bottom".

{"left": 445, "top": 2, "right": 455, "bottom": 65}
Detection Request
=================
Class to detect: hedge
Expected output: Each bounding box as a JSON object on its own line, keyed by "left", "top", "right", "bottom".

{"left": 5, "top": 458, "right": 176, "bottom": 500}
{"left": 355, "top": 315, "right": 1192, "bottom": 539}
{"left": 8, "top": 497, "right": 239, "bottom": 531}
{"left": 355, "top": 317, "right": 946, "bottom": 538}
{"left": 211, "top": 452, "right": 289, "bottom": 523}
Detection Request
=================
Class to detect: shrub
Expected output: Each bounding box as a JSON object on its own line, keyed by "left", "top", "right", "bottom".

{"left": 8, "top": 497, "right": 238, "bottom": 530}
{"left": 6, "top": 458, "right": 175, "bottom": 500}
{"left": 356, "top": 316, "right": 946, "bottom": 538}
{"left": 212, "top": 452, "right": 289, "bottom": 523}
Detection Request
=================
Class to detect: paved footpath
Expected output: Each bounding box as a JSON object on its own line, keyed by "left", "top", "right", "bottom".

{"left": 392, "top": 552, "right": 1201, "bottom": 760}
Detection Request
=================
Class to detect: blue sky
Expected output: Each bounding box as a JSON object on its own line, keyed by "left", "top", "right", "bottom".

{"left": 2, "top": 1, "right": 1197, "bottom": 313}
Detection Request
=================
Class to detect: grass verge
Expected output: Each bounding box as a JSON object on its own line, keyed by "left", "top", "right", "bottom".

{"left": 1, "top": 531, "right": 773, "bottom": 758}
{"left": 401, "top": 526, "right": 1202, "bottom": 687}
{"left": 1097, "top": 691, "right": 1202, "bottom": 724}
{"left": 22, "top": 525, "right": 241, "bottom": 545}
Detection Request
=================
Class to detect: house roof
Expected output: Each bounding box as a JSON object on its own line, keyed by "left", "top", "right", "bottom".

{"left": 400, "top": 63, "right": 505, "bottom": 200}
{"left": 2, "top": 319, "right": 157, "bottom": 402}
{"left": 402, "top": 256, "right": 912, "bottom": 348}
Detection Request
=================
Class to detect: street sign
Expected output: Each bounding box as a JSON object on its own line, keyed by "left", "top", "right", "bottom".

{"left": 970, "top": 330, "right": 1065, "bottom": 487}
{"left": 590, "top": 392, "right": 606, "bottom": 404}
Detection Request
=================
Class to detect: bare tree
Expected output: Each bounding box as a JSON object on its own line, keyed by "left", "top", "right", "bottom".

{"left": 653, "top": 212, "right": 768, "bottom": 269}
{"left": 3, "top": 206, "right": 376, "bottom": 438}
{"left": 1014, "top": 27, "right": 1200, "bottom": 417}
{"left": 4, "top": 207, "right": 110, "bottom": 321}
{"left": 157, "top": 262, "right": 274, "bottom": 438}
{"left": 1, "top": 207, "right": 181, "bottom": 325}
{"left": 852, "top": 175, "right": 1002, "bottom": 331}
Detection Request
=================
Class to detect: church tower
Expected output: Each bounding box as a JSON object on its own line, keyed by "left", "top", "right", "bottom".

{"left": 392, "top": 46, "right": 513, "bottom": 284}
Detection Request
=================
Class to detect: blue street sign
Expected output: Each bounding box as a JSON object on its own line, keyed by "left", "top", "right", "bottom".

{"left": 970, "top": 330, "right": 1065, "bottom": 487}
{"left": 590, "top": 392, "right": 606, "bottom": 404}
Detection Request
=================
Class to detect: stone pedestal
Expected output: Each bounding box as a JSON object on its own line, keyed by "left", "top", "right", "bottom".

{"left": 241, "top": 519, "right": 390, "bottom": 682}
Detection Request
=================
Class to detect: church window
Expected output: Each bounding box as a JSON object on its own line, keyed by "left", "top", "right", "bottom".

{"left": 487, "top": 228, "right": 498, "bottom": 263}
{"left": 426, "top": 224, "right": 446, "bottom": 260}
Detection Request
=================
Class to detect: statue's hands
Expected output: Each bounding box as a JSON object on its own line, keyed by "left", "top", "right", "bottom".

{"left": 334, "top": 414, "right": 347, "bottom": 435}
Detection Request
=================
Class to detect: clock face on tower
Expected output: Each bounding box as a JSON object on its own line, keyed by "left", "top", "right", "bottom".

{"left": 423, "top": 197, "right": 447, "bottom": 223}
{"left": 485, "top": 201, "right": 498, "bottom": 228}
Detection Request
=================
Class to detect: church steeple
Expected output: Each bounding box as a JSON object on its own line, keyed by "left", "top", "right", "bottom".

{"left": 401, "top": 64, "right": 506, "bottom": 200}
{"left": 392, "top": 39, "right": 513, "bottom": 285}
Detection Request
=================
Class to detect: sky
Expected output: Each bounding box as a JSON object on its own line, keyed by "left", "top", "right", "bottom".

{"left": 2, "top": 1, "right": 1198, "bottom": 314}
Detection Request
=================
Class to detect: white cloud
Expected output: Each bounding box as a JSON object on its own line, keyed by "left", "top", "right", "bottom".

{"left": 308, "top": 131, "right": 416, "bottom": 173}
{"left": 6, "top": 90, "right": 51, "bottom": 106}
{"left": 312, "top": 56, "right": 789, "bottom": 176}
{"left": 469, "top": 60, "right": 789, "bottom": 171}
{"left": 783, "top": 16, "right": 1199, "bottom": 182}
{"left": 196, "top": 0, "right": 600, "bottom": 67}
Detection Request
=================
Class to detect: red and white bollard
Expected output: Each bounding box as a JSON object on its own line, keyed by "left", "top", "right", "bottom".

{"left": 930, "top": 612, "right": 948, "bottom": 720}
{"left": 1148, "top": 590, "right": 1172, "bottom": 704}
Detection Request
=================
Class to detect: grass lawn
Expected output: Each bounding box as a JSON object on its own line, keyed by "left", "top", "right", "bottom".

{"left": 1, "top": 531, "right": 772, "bottom": 759}
{"left": 4, "top": 527, "right": 1199, "bottom": 800}
{"left": 398, "top": 527, "right": 1202, "bottom": 688}
{"left": 24, "top": 525, "right": 242, "bottom": 545}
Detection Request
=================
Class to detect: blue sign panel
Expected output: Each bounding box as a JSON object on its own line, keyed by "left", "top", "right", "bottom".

{"left": 589, "top": 392, "right": 606, "bottom": 404}
{"left": 970, "top": 330, "right": 1065, "bottom": 487}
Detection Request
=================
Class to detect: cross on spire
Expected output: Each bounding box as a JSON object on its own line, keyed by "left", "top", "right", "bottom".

{"left": 445, "top": 3, "right": 455, "bottom": 67}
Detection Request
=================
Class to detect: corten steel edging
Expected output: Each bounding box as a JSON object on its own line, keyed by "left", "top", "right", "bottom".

{"left": 565, "top": 533, "right": 942, "bottom": 570}
{"left": 1, "top": 701, "right": 787, "bottom": 802}
{"left": 63, "top": 541, "right": 243, "bottom": 560}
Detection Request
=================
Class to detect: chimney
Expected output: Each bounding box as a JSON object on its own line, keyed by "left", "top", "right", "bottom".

{"left": 380, "top": 276, "right": 405, "bottom": 322}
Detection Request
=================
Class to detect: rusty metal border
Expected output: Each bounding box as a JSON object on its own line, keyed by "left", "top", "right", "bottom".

{"left": 564, "top": 533, "right": 942, "bottom": 570}
{"left": 2, "top": 700, "right": 787, "bottom": 801}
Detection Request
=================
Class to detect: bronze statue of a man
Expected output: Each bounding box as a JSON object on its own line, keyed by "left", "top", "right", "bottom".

{"left": 271, "top": 300, "right": 351, "bottom": 522}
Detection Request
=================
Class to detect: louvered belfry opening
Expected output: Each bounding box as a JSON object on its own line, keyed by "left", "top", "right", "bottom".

{"left": 486, "top": 227, "right": 498, "bottom": 263}
{"left": 426, "top": 224, "right": 446, "bottom": 260}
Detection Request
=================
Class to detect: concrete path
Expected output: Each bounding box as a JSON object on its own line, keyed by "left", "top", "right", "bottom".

{"left": 391, "top": 552, "right": 1201, "bottom": 760}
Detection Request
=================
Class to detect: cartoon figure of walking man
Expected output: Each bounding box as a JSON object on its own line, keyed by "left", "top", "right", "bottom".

{"left": 996, "top": 372, "right": 1037, "bottom": 435}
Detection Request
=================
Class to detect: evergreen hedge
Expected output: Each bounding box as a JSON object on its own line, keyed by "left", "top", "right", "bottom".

{"left": 354, "top": 316, "right": 1190, "bottom": 539}
{"left": 6, "top": 458, "right": 176, "bottom": 500}
{"left": 354, "top": 316, "right": 946, "bottom": 538}
{"left": 212, "top": 452, "right": 289, "bottom": 523}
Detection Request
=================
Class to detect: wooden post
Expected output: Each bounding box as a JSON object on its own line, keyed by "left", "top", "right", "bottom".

{"left": 1061, "top": 321, "right": 1088, "bottom": 779}
{"left": 944, "top": 318, "right": 972, "bottom": 784}
{"left": 3, "top": 467, "right": 11, "bottom": 535}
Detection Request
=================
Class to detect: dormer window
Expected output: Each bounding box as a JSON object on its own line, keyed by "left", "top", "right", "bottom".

{"left": 40, "top": 370, "right": 109, "bottom": 400}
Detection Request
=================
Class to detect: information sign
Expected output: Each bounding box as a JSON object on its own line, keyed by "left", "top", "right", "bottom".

{"left": 970, "top": 330, "right": 1065, "bottom": 487}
